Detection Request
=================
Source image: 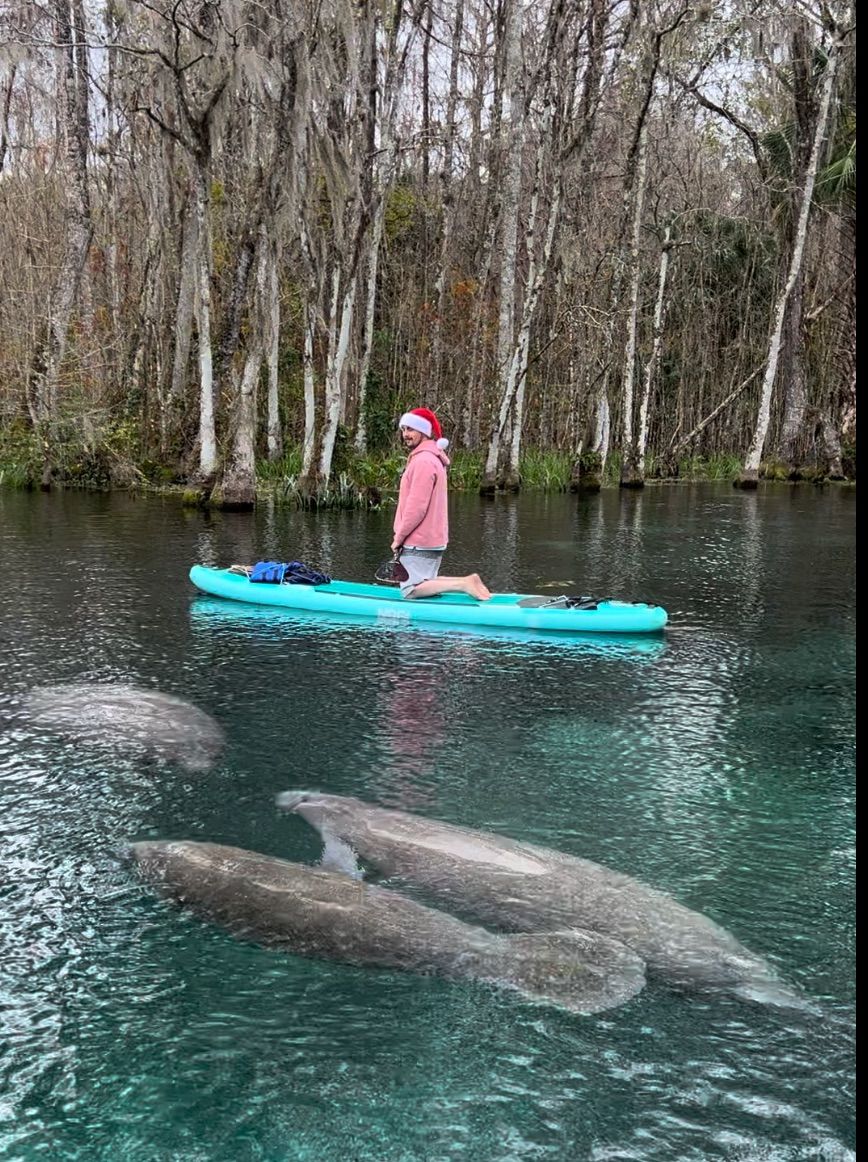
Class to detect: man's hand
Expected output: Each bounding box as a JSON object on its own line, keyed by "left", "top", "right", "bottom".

{"left": 390, "top": 540, "right": 401, "bottom": 554}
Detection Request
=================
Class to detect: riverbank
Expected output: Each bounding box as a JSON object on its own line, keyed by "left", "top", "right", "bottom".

{"left": 4, "top": 434, "right": 846, "bottom": 505}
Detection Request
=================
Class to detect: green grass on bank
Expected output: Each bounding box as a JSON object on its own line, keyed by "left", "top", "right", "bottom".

{"left": 0, "top": 423, "right": 847, "bottom": 501}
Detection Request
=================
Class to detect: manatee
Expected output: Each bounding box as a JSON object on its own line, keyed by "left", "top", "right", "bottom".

{"left": 277, "top": 791, "right": 814, "bottom": 1012}
{"left": 128, "top": 840, "right": 646, "bottom": 1015}
{"left": 22, "top": 682, "right": 225, "bottom": 773}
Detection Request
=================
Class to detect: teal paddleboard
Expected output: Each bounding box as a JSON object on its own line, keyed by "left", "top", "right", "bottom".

{"left": 188, "top": 566, "right": 668, "bottom": 635}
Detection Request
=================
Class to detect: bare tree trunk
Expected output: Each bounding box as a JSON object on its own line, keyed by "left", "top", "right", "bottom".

{"left": 103, "top": 9, "right": 121, "bottom": 360}
{"left": 777, "top": 274, "right": 809, "bottom": 468}
{"left": 215, "top": 235, "right": 268, "bottom": 509}
{"left": 264, "top": 236, "right": 282, "bottom": 461}
{"left": 129, "top": 199, "right": 166, "bottom": 445}
{"left": 301, "top": 299, "right": 317, "bottom": 479}
{"left": 354, "top": 208, "right": 384, "bottom": 453}
{"left": 616, "top": 4, "right": 690, "bottom": 488}
{"left": 421, "top": 0, "right": 432, "bottom": 189}
{"left": 193, "top": 166, "right": 217, "bottom": 479}
{"left": 834, "top": 213, "right": 856, "bottom": 456}
{"left": 0, "top": 63, "right": 15, "bottom": 174}
{"left": 482, "top": 0, "right": 524, "bottom": 492}
{"left": 431, "top": 0, "right": 465, "bottom": 387}
{"left": 31, "top": 0, "right": 93, "bottom": 485}
{"left": 592, "top": 395, "right": 611, "bottom": 467}
{"left": 355, "top": 0, "right": 421, "bottom": 453}
{"left": 637, "top": 222, "right": 673, "bottom": 468}
{"left": 504, "top": 120, "right": 563, "bottom": 485}
{"left": 739, "top": 33, "right": 841, "bottom": 487}
{"left": 317, "top": 265, "right": 358, "bottom": 487}
{"left": 669, "top": 367, "right": 762, "bottom": 462}
{"left": 618, "top": 121, "right": 649, "bottom": 488}
{"left": 167, "top": 192, "right": 197, "bottom": 452}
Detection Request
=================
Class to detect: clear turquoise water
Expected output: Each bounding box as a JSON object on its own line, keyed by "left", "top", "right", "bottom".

{"left": 0, "top": 484, "right": 855, "bottom": 1161}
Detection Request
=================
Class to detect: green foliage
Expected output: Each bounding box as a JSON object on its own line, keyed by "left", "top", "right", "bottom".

{"left": 278, "top": 343, "right": 303, "bottom": 391}
{"left": 577, "top": 450, "right": 602, "bottom": 474}
{"left": 760, "top": 458, "right": 791, "bottom": 482}
{"left": 690, "top": 211, "right": 777, "bottom": 292}
{"left": 446, "top": 451, "right": 483, "bottom": 491}
{"left": 601, "top": 453, "right": 622, "bottom": 485}
{"left": 328, "top": 423, "right": 355, "bottom": 477}
{"left": 841, "top": 441, "right": 856, "bottom": 481}
{"left": 0, "top": 414, "right": 180, "bottom": 491}
{"left": 350, "top": 450, "right": 405, "bottom": 491}
{"left": 518, "top": 449, "right": 572, "bottom": 491}
{"left": 139, "top": 462, "right": 178, "bottom": 485}
{"left": 362, "top": 368, "right": 406, "bottom": 454}
{"left": 675, "top": 453, "right": 743, "bottom": 480}
{"left": 815, "top": 134, "right": 856, "bottom": 208}
{"left": 0, "top": 423, "right": 40, "bottom": 487}
{"left": 256, "top": 442, "right": 404, "bottom": 509}
{"left": 257, "top": 447, "right": 303, "bottom": 482}
{"left": 384, "top": 184, "right": 418, "bottom": 243}
{"left": 278, "top": 471, "right": 380, "bottom": 511}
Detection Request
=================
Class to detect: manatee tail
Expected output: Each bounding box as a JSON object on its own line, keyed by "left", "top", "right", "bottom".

{"left": 468, "top": 930, "right": 646, "bottom": 1016}
{"left": 731, "top": 979, "right": 823, "bottom": 1017}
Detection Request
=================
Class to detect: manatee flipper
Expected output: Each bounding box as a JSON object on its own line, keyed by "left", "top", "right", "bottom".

{"left": 318, "top": 831, "right": 365, "bottom": 881}
{"left": 730, "top": 979, "right": 823, "bottom": 1016}
{"left": 469, "top": 930, "right": 646, "bottom": 1015}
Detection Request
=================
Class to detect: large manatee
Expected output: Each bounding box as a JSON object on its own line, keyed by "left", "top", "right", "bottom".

{"left": 277, "top": 791, "right": 814, "bottom": 1012}
{"left": 129, "top": 840, "right": 646, "bottom": 1015}
{"left": 22, "top": 682, "right": 225, "bottom": 773}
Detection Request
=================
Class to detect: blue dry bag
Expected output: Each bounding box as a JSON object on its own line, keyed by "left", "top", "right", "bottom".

{"left": 249, "top": 560, "right": 331, "bottom": 585}
{"left": 249, "top": 560, "right": 287, "bottom": 584}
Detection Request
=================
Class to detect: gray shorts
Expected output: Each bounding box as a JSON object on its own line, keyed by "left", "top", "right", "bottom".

{"left": 398, "top": 548, "right": 445, "bottom": 596}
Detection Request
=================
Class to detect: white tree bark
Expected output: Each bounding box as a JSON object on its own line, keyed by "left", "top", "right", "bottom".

{"left": 33, "top": 0, "right": 93, "bottom": 431}
{"left": 318, "top": 267, "right": 358, "bottom": 484}
{"left": 619, "top": 121, "right": 649, "bottom": 470}
{"left": 742, "top": 33, "right": 841, "bottom": 480}
{"left": 431, "top": 0, "right": 465, "bottom": 386}
{"left": 505, "top": 133, "right": 562, "bottom": 480}
{"left": 483, "top": 0, "right": 524, "bottom": 484}
{"left": 264, "top": 235, "right": 282, "bottom": 461}
{"left": 301, "top": 299, "right": 317, "bottom": 480}
{"left": 354, "top": 207, "right": 385, "bottom": 453}
{"left": 167, "top": 193, "right": 197, "bottom": 444}
{"left": 193, "top": 169, "right": 217, "bottom": 477}
{"left": 637, "top": 222, "right": 673, "bottom": 463}
{"left": 592, "top": 393, "right": 611, "bottom": 470}
{"left": 354, "top": 0, "right": 421, "bottom": 453}
{"left": 219, "top": 235, "right": 267, "bottom": 507}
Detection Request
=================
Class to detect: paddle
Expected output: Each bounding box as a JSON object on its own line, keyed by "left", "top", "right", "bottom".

{"left": 374, "top": 547, "right": 409, "bottom": 585}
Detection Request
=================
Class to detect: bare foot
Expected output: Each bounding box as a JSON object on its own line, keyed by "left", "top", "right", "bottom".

{"left": 468, "top": 574, "right": 492, "bottom": 600}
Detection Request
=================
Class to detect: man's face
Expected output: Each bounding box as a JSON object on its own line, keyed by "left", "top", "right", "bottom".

{"left": 400, "top": 425, "right": 425, "bottom": 450}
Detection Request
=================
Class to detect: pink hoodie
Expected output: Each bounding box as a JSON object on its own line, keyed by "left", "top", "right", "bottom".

{"left": 393, "top": 440, "right": 451, "bottom": 549}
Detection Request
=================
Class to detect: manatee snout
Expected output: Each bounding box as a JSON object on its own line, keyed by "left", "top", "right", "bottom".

{"left": 276, "top": 790, "right": 309, "bottom": 811}
{"left": 276, "top": 791, "right": 338, "bottom": 839}
{"left": 275, "top": 789, "right": 326, "bottom": 816}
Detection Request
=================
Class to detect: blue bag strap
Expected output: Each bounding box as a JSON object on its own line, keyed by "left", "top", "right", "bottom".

{"left": 283, "top": 561, "right": 332, "bottom": 585}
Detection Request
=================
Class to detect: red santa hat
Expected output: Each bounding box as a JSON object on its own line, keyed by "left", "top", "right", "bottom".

{"left": 398, "top": 408, "right": 449, "bottom": 449}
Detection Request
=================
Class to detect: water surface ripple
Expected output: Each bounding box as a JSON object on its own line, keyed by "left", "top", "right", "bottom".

{"left": 0, "top": 485, "right": 855, "bottom": 1160}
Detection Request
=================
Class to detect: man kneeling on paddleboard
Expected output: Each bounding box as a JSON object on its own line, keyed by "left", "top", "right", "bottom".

{"left": 392, "top": 408, "right": 491, "bottom": 601}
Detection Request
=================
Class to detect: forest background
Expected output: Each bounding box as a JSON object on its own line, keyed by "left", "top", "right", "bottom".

{"left": 0, "top": 0, "right": 856, "bottom": 508}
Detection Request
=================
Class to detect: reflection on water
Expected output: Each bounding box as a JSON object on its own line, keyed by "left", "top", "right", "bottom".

{"left": 0, "top": 484, "right": 855, "bottom": 1160}
{"left": 188, "top": 595, "right": 669, "bottom": 658}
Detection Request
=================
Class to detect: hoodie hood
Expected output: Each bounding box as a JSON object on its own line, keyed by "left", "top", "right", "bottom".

{"left": 409, "top": 438, "right": 451, "bottom": 468}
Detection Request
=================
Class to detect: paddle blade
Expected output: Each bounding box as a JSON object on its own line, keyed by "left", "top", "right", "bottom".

{"left": 375, "top": 556, "right": 409, "bottom": 584}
